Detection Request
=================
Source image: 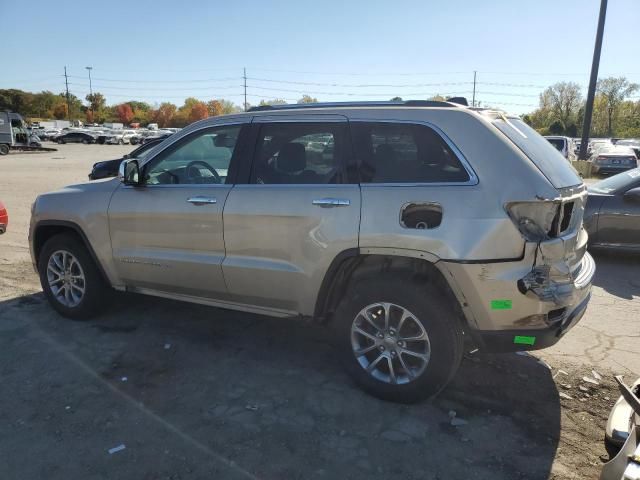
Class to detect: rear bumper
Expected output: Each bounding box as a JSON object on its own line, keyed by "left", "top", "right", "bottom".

{"left": 592, "top": 165, "right": 635, "bottom": 175}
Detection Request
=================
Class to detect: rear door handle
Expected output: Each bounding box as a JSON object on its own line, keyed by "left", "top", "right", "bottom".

{"left": 312, "top": 198, "right": 350, "bottom": 208}
{"left": 187, "top": 196, "right": 217, "bottom": 205}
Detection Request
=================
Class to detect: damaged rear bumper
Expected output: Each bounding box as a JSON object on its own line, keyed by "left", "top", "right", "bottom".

{"left": 440, "top": 239, "right": 595, "bottom": 353}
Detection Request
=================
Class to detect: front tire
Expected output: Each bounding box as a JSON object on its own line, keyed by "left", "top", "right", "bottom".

{"left": 333, "top": 274, "right": 463, "bottom": 403}
{"left": 0, "top": 144, "right": 9, "bottom": 155}
{"left": 38, "top": 233, "right": 110, "bottom": 320}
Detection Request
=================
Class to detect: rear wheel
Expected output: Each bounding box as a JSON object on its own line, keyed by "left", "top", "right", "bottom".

{"left": 333, "top": 274, "right": 463, "bottom": 403}
{"left": 38, "top": 233, "right": 110, "bottom": 319}
{"left": 0, "top": 144, "right": 9, "bottom": 155}
{"left": 82, "top": 139, "right": 89, "bottom": 144}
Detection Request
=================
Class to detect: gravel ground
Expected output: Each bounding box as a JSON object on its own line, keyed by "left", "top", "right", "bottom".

{"left": 0, "top": 144, "right": 638, "bottom": 479}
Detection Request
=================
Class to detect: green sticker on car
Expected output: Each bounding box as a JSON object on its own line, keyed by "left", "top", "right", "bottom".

{"left": 490, "top": 299, "right": 512, "bottom": 310}
{"left": 513, "top": 335, "right": 536, "bottom": 346}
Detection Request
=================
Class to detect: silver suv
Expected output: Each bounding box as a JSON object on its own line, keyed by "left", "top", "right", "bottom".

{"left": 30, "top": 100, "right": 595, "bottom": 402}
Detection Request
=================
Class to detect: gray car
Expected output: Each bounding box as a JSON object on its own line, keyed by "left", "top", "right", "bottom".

{"left": 29, "top": 100, "right": 595, "bottom": 401}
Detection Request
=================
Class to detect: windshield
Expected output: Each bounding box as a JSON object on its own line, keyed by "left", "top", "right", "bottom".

{"left": 493, "top": 118, "right": 582, "bottom": 188}
{"left": 589, "top": 168, "right": 640, "bottom": 193}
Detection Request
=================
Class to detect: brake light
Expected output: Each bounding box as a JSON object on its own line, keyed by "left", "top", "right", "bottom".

{"left": 505, "top": 201, "right": 560, "bottom": 242}
{"left": 595, "top": 156, "right": 606, "bottom": 164}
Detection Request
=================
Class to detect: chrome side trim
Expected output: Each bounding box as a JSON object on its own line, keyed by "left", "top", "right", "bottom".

{"left": 350, "top": 119, "right": 479, "bottom": 186}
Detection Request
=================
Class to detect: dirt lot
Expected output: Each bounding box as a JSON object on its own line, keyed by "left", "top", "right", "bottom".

{"left": 1, "top": 145, "right": 638, "bottom": 479}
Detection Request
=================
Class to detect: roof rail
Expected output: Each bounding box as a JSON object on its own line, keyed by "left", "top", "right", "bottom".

{"left": 247, "top": 99, "right": 461, "bottom": 112}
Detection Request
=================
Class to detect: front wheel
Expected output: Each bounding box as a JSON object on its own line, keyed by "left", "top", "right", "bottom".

{"left": 38, "top": 233, "right": 110, "bottom": 319}
{"left": 82, "top": 139, "right": 89, "bottom": 144}
{"left": 333, "top": 275, "right": 463, "bottom": 403}
{"left": 0, "top": 144, "right": 9, "bottom": 155}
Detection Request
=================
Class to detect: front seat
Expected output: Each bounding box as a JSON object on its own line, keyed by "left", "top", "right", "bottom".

{"left": 276, "top": 143, "right": 307, "bottom": 183}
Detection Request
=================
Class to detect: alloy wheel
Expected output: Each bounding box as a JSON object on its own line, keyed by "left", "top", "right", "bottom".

{"left": 46, "top": 250, "right": 86, "bottom": 307}
{"left": 350, "top": 302, "right": 431, "bottom": 385}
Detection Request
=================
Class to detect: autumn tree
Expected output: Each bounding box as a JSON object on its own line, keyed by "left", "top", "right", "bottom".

{"left": 188, "top": 102, "right": 209, "bottom": 123}
{"left": 597, "top": 77, "right": 639, "bottom": 136}
{"left": 53, "top": 103, "right": 68, "bottom": 120}
{"left": 151, "top": 102, "right": 177, "bottom": 127}
{"left": 116, "top": 103, "right": 134, "bottom": 124}
{"left": 297, "top": 95, "right": 318, "bottom": 104}
{"left": 259, "top": 98, "right": 287, "bottom": 106}
{"left": 207, "top": 100, "right": 224, "bottom": 117}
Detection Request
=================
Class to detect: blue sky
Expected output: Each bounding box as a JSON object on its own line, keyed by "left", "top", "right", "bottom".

{"left": 2, "top": 0, "right": 639, "bottom": 114}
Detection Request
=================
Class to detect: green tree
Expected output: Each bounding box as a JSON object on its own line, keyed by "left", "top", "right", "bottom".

{"left": 259, "top": 98, "right": 287, "bottom": 106}
{"left": 539, "top": 82, "right": 582, "bottom": 128}
{"left": 390, "top": 96, "right": 403, "bottom": 101}
{"left": 596, "top": 77, "right": 639, "bottom": 136}
{"left": 548, "top": 120, "right": 565, "bottom": 135}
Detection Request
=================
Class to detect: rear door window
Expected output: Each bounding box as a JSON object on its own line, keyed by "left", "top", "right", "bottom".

{"left": 351, "top": 122, "right": 471, "bottom": 184}
{"left": 493, "top": 118, "right": 581, "bottom": 188}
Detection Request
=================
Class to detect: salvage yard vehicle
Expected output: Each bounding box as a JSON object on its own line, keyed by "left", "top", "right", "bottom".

{"left": 0, "top": 200, "right": 7, "bottom": 234}
{"left": 0, "top": 111, "right": 50, "bottom": 154}
{"left": 600, "top": 376, "right": 640, "bottom": 480}
{"left": 88, "top": 138, "right": 164, "bottom": 180}
{"left": 29, "top": 100, "right": 595, "bottom": 402}
{"left": 591, "top": 146, "right": 639, "bottom": 176}
{"left": 584, "top": 169, "right": 640, "bottom": 252}
{"left": 545, "top": 135, "right": 577, "bottom": 161}
{"left": 56, "top": 131, "right": 96, "bottom": 144}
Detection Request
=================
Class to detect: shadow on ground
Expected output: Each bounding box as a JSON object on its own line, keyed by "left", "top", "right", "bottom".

{"left": 590, "top": 250, "right": 640, "bottom": 300}
{"left": 0, "top": 292, "right": 560, "bottom": 480}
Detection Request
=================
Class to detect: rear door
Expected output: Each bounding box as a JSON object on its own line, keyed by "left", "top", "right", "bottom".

{"left": 596, "top": 178, "right": 640, "bottom": 248}
{"left": 221, "top": 115, "right": 361, "bottom": 316}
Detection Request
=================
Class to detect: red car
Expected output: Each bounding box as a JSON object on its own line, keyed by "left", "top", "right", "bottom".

{"left": 0, "top": 201, "right": 7, "bottom": 234}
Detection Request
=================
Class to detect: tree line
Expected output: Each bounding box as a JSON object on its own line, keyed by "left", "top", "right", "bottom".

{"left": 1, "top": 77, "right": 637, "bottom": 137}
{"left": 0, "top": 90, "right": 319, "bottom": 128}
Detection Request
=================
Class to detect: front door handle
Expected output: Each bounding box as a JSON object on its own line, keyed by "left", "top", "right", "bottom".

{"left": 312, "top": 198, "right": 350, "bottom": 208}
{"left": 187, "top": 196, "right": 217, "bottom": 205}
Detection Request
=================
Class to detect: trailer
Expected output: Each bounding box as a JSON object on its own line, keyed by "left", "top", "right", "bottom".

{"left": 0, "top": 112, "right": 57, "bottom": 155}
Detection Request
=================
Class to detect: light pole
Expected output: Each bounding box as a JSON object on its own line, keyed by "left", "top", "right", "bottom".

{"left": 85, "top": 66, "right": 93, "bottom": 123}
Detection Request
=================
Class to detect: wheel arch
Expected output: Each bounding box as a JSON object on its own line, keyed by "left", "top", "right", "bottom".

{"left": 33, "top": 220, "right": 110, "bottom": 284}
{"left": 314, "top": 248, "right": 474, "bottom": 330}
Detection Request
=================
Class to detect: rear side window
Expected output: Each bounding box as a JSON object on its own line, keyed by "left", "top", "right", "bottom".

{"left": 251, "top": 123, "right": 345, "bottom": 184}
{"left": 351, "top": 122, "right": 471, "bottom": 184}
{"left": 493, "top": 118, "right": 581, "bottom": 188}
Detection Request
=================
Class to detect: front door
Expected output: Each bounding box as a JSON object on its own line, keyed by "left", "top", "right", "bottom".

{"left": 222, "top": 115, "right": 361, "bottom": 316}
{"left": 596, "top": 180, "right": 640, "bottom": 248}
{"left": 108, "top": 123, "right": 248, "bottom": 298}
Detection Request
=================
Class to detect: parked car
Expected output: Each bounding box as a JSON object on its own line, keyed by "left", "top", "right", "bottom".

{"left": 88, "top": 138, "right": 164, "bottom": 180}
{"left": 599, "top": 376, "right": 639, "bottom": 480}
{"left": 56, "top": 132, "right": 96, "bottom": 144}
{"left": 29, "top": 100, "right": 594, "bottom": 402}
{"left": 545, "top": 136, "right": 577, "bottom": 161}
{"left": 105, "top": 129, "right": 137, "bottom": 145}
{"left": 141, "top": 132, "right": 172, "bottom": 144}
{"left": 591, "top": 146, "right": 638, "bottom": 176}
{"left": 616, "top": 139, "right": 640, "bottom": 160}
{"left": 0, "top": 200, "right": 7, "bottom": 234}
{"left": 584, "top": 168, "right": 640, "bottom": 252}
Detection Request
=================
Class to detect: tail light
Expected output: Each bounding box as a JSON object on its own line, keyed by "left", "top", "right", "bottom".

{"left": 506, "top": 201, "right": 575, "bottom": 241}
{"left": 595, "top": 156, "right": 607, "bottom": 164}
{"left": 505, "top": 201, "right": 560, "bottom": 241}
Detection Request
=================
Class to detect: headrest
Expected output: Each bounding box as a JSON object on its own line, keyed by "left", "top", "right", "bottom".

{"left": 278, "top": 143, "right": 306, "bottom": 173}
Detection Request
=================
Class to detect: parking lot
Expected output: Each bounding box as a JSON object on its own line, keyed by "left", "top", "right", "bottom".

{"left": 1, "top": 145, "right": 639, "bottom": 479}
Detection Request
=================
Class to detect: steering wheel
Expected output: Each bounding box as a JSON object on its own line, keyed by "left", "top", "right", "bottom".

{"left": 185, "top": 161, "right": 221, "bottom": 184}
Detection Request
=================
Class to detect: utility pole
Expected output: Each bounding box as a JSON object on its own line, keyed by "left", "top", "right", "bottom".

{"left": 472, "top": 71, "right": 477, "bottom": 107}
{"left": 64, "top": 66, "right": 71, "bottom": 120}
{"left": 243, "top": 67, "right": 247, "bottom": 112}
{"left": 85, "top": 66, "right": 93, "bottom": 96}
{"left": 579, "top": 0, "right": 608, "bottom": 160}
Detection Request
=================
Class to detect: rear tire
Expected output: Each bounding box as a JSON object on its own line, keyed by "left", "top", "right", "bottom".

{"left": 333, "top": 274, "right": 463, "bottom": 403}
{"left": 38, "top": 233, "right": 110, "bottom": 320}
{"left": 0, "top": 144, "right": 9, "bottom": 155}
{"left": 82, "top": 139, "right": 89, "bottom": 144}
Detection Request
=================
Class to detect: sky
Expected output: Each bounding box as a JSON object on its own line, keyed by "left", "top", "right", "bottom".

{"left": 2, "top": 0, "right": 639, "bottom": 114}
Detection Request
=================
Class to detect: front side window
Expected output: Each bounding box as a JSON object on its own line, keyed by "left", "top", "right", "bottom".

{"left": 251, "top": 123, "right": 344, "bottom": 184}
{"left": 352, "top": 122, "right": 470, "bottom": 183}
{"left": 145, "top": 125, "right": 241, "bottom": 185}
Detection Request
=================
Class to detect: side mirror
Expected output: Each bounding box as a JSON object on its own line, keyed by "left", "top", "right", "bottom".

{"left": 118, "top": 159, "right": 141, "bottom": 186}
{"left": 623, "top": 187, "right": 640, "bottom": 202}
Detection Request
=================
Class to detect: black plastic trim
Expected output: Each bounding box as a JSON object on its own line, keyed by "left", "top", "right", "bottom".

{"left": 313, "top": 248, "right": 361, "bottom": 321}
{"left": 33, "top": 220, "right": 110, "bottom": 284}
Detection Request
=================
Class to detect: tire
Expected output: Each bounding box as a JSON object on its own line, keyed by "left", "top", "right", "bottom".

{"left": 82, "top": 139, "right": 89, "bottom": 144}
{"left": 0, "top": 144, "right": 9, "bottom": 155}
{"left": 118, "top": 139, "right": 124, "bottom": 145}
{"left": 59, "top": 139, "right": 65, "bottom": 144}
{"left": 333, "top": 273, "right": 464, "bottom": 403}
{"left": 38, "top": 233, "right": 110, "bottom": 320}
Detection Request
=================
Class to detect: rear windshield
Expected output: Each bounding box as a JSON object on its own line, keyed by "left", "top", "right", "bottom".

{"left": 546, "top": 138, "right": 565, "bottom": 151}
{"left": 493, "top": 118, "right": 582, "bottom": 188}
{"left": 589, "top": 168, "right": 640, "bottom": 193}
